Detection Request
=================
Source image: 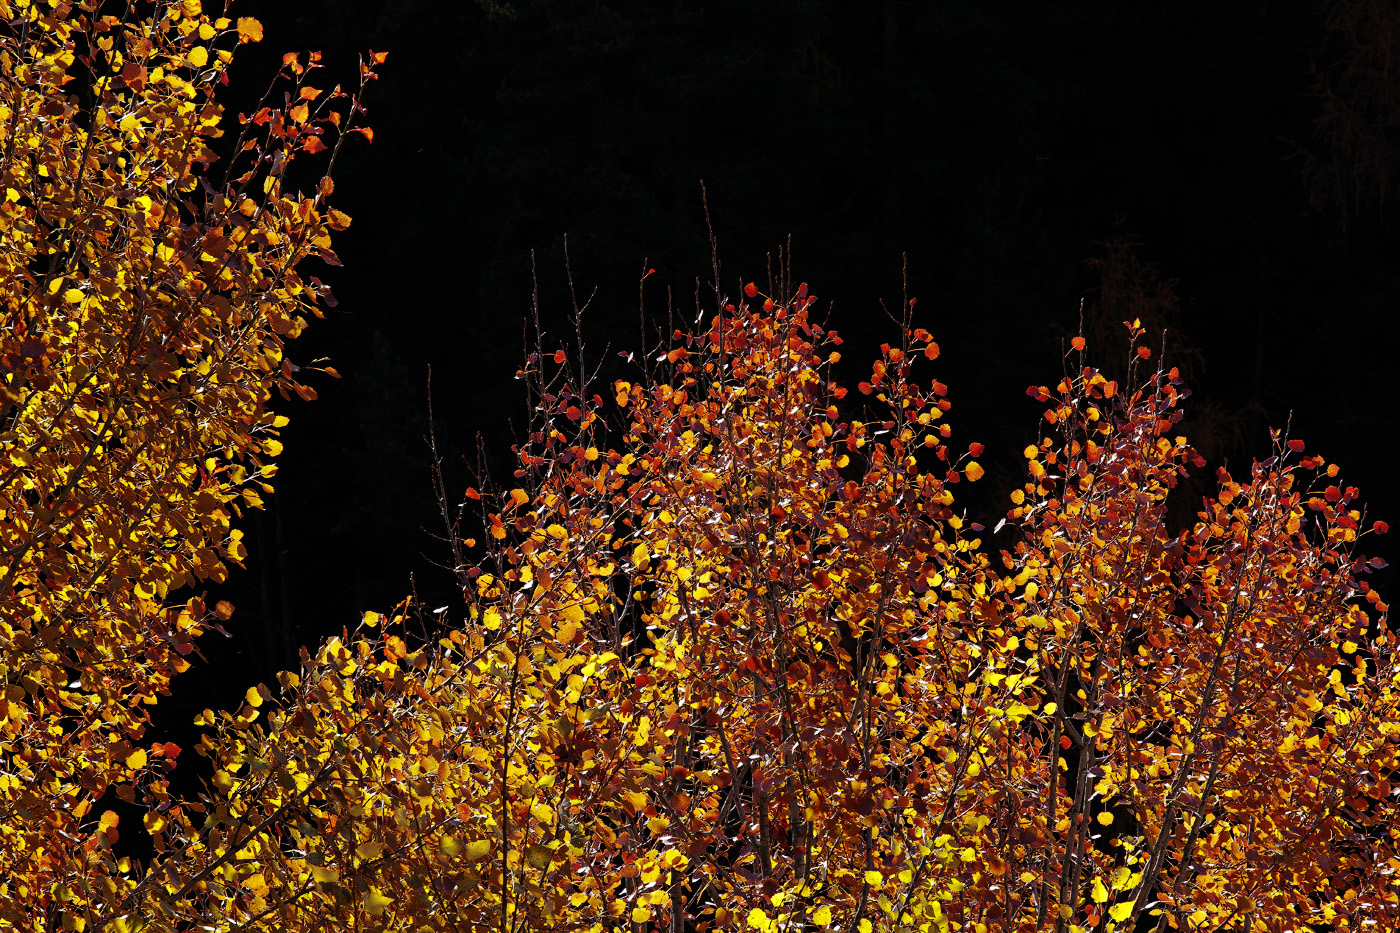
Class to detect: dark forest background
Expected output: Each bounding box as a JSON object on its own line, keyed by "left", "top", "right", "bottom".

{"left": 158, "top": 0, "right": 1399, "bottom": 738}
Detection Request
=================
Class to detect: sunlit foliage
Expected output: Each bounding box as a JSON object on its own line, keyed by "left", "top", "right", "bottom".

{"left": 2, "top": 3, "right": 1396, "bottom": 931}
{"left": 112, "top": 296, "right": 1400, "bottom": 931}
{"left": 0, "top": 0, "right": 375, "bottom": 927}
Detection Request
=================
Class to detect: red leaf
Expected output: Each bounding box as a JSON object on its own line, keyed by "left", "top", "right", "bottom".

{"left": 1287, "top": 439, "right": 1306, "bottom": 452}
{"left": 969, "top": 443, "right": 984, "bottom": 457}
{"left": 744, "top": 282, "right": 757, "bottom": 297}
{"left": 1137, "top": 346, "right": 1152, "bottom": 359}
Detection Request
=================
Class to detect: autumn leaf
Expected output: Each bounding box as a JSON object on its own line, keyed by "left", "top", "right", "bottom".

{"left": 237, "top": 17, "right": 264, "bottom": 42}
{"left": 363, "top": 889, "right": 393, "bottom": 916}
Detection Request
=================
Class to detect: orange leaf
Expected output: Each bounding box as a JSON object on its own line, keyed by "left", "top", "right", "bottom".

{"left": 1071, "top": 336, "right": 1085, "bottom": 351}
{"left": 237, "top": 17, "right": 264, "bottom": 43}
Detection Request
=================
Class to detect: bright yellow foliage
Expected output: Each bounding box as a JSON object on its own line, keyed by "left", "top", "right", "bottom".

{"left": 2, "top": 6, "right": 1398, "bottom": 932}
{"left": 0, "top": 1, "right": 375, "bottom": 928}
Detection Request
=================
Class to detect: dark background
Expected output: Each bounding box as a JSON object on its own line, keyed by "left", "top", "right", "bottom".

{"left": 158, "top": 0, "right": 1398, "bottom": 734}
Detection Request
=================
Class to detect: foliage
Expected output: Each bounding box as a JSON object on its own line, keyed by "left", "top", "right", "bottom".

{"left": 0, "top": 0, "right": 377, "bottom": 927}
{"left": 61, "top": 288, "right": 1394, "bottom": 931}
{"left": 2, "top": 3, "right": 1398, "bottom": 931}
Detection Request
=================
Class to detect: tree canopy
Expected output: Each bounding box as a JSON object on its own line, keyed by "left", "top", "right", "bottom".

{"left": 1, "top": 2, "right": 1397, "bottom": 932}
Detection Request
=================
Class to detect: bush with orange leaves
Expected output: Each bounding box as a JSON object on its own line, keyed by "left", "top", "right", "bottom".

{"left": 98, "top": 286, "right": 1394, "bottom": 933}
{"left": 1, "top": 5, "right": 1395, "bottom": 930}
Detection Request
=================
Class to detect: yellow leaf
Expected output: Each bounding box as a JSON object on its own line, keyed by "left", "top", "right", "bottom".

{"left": 1097, "top": 810, "right": 1114, "bottom": 825}
{"left": 363, "top": 888, "right": 392, "bottom": 916}
{"left": 63, "top": 288, "right": 84, "bottom": 303}
{"left": 525, "top": 844, "right": 552, "bottom": 869}
{"left": 557, "top": 618, "right": 579, "bottom": 644}
{"left": 440, "top": 835, "right": 462, "bottom": 856}
{"left": 311, "top": 865, "right": 339, "bottom": 883}
{"left": 245, "top": 686, "right": 263, "bottom": 708}
{"left": 747, "top": 907, "right": 770, "bottom": 930}
{"left": 356, "top": 840, "right": 384, "bottom": 860}
{"left": 1092, "top": 878, "right": 1108, "bottom": 903}
{"left": 263, "top": 438, "right": 283, "bottom": 456}
{"left": 464, "top": 839, "right": 492, "bottom": 861}
{"left": 812, "top": 905, "right": 832, "bottom": 926}
{"left": 1109, "top": 902, "right": 1133, "bottom": 922}
{"left": 864, "top": 870, "right": 883, "bottom": 885}
{"left": 126, "top": 748, "right": 147, "bottom": 770}
{"left": 328, "top": 208, "right": 352, "bottom": 231}
{"left": 237, "top": 17, "right": 264, "bottom": 42}
{"left": 187, "top": 46, "right": 208, "bottom": 67}
{"left": 965, "top": 460, "right": 985, "bottom": 482}
{"left": 632, "top": 907, "right": 653, "bottom": 923}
